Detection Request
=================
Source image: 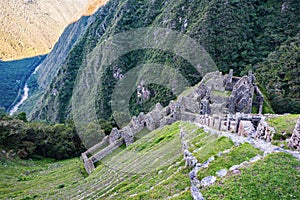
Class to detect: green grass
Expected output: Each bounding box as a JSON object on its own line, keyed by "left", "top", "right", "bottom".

{"left": 0, "top": 157, "right": 85, "bottom": 199}
{"left": 127, "top": 122, "right": 181, "bottom": 152}
{"left": 126, "top": 167, "right": 191, "bottom": 200}
{"left": 267, "top": 114, "right": 299, "bottom": 141}
{"left": 0, "top": 122, "right": 200, "bottom": 199}
{"left": 169, "top": 190, "right": 193, "bottom": 200}
{"left": 192, "top": 136, "right": 235, "bottom": 163}
{"left": 197, "top": 143, "right": 262, "bottom": 179}
{"left": 202, "top": 153, "right": 300, "bottom": 200}
{"left": 1, "top": 122, "right": 299, "bottom": 199}
{"left": 127, "top": 121, "right": 197, "bottom": 153}
{"left": 134, "top": 128, "right": 151, "bottom": 140}
{"left": 211, "top": 90, "right": 231, "bottom": 97}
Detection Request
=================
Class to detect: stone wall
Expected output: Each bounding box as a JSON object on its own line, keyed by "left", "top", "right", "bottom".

{"left": 81, "top": 153, "right": 95, "bottom": 175}
{"left": 289, "top": 116, "right": 300, "bottom": 150}
{"left": 90, "top": 139, "right": 124, "bottom": 163}
{"left": 180, "top": 128, "right": 204, "bottom": 200}
{"left": 81, "top": 70, "right": 284, "bottom": 174}
{"left": 238, "top": 120, "right": 256, "bottom": 137}
{"left": 254, "top": 117, "right": 275, "bottom": 142}
{"left": 228, "top": 76, "right": 254, "bottom": 113}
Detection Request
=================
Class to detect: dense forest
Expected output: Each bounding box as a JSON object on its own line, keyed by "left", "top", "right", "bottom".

{"left": 255, "top": 34, "right": 300, "bottom": 114}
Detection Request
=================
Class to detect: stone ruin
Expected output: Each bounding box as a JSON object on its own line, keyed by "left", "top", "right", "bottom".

{"left": 289, "top": 116, "right": 300, "bottom": 150}
{"left": 81, "top": 70, "right": 290, "bottom": 174}
{"left": 224, "top": 70, "right": 263, "bottom": 114}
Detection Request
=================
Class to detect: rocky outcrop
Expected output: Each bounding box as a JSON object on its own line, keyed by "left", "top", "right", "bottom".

{"left": 238, "top": 120, "right": 256, "bottom": 137}
{"left": 289, "top": 116, "right": 300, "bottom": 150}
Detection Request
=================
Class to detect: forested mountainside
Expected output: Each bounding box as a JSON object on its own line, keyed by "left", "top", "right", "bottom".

{"left": 26, "top": 0, "right": 299, "bottom": 124}
{"left": 255, "top": 34, "right": 300, "bottom": 114}
{"left": 0, "top": 0, "right": 88, "bottom": 61}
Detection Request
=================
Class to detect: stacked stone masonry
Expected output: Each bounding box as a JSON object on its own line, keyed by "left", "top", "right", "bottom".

{"left": 289, "top": 116, "right": 300, "bottom": 150}
{"left": 82, "top": 71, "right": 295, "bottom": 175}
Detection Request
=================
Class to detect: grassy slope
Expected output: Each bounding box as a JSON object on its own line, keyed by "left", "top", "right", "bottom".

{"left": 266, "top": 114, "right": 299, "bottom": 147}
{"left": 0, "top": 157, "right": 84, "bottom": 199}
{"left": 202, "top": 153, "right": 300, "bottom": 200}
{"left": 267, "top": 114, "right": 299, "bottom": 138}
{"left": 0, "top": 121, "right": 299, "bottom": 199}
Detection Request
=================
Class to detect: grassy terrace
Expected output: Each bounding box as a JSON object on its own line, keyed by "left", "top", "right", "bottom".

{"left": 202, "top": 153, "right": 300, "bottom": 199}
{"left": 197, "top": 143, "right": 262, "bottom": 179}
{"left": 267, "top": 114, "right": 299, "bottom": 140}
{"left": 0, "top": 121, "right": 299, "bottom": 199}
{"left": 0, "top": 157, "right": 84, "bottom": 199}
{"left": 211, "top": 90, "right": 231, "bottom": 97}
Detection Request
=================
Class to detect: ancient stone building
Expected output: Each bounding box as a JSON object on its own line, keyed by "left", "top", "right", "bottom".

{"left": 82, "top": 70, "right": 268, "bottom": 174}
{"left": 225, "top": 70, "right": 263, "bottom": 114}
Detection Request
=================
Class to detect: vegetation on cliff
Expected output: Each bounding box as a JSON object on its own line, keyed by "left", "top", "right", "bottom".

{"left": 28, "top": 0, "right": 299, "bottom": 125}
{"left": 255, "top": 35, "right": 300, "bottom": 114}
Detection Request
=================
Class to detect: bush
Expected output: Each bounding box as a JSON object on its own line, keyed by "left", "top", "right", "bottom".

{"left": 0, "top": 119, "right": 86, "bottom": 160}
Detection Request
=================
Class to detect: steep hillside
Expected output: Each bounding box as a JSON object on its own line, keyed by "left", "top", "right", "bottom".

{"left": 1, "top": 122, "right": 299, "bottom": 199}
{"left": 0, "top": 0, "right": 88, "bottom": 60}
{"left": 27, "top": 0, "right": 299, "bottom": 122}
{"left": 16, "top": 16, "right": 93, "bottom": 115}
{"left": 255, "top": 34, "right": 300, "bottom": 113}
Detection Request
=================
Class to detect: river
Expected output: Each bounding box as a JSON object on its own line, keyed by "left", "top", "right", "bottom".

{"left": 9, "top": 84, "right": 29, "bottom": 116}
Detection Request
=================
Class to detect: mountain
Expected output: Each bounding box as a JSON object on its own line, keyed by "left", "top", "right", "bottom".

{"left": 0, "top": 0, "right": 88, "bottom": 61}
{"left": 25, "top": 0, "right": 299, "bottom": 123}
{"left": 71, "top": 0, "right": 110, "bottom": 22}
{"left": 0, "top": 0, "right": 112, "bottom": 113}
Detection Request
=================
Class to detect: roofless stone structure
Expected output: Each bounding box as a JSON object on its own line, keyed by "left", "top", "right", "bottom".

{"left": 81, "top": 70, "right": 269, "bottom": 174}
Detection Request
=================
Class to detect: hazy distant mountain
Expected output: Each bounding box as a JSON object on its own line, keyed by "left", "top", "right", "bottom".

{"left": 0, "top": 0, "right": 88, "bottom": 61}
